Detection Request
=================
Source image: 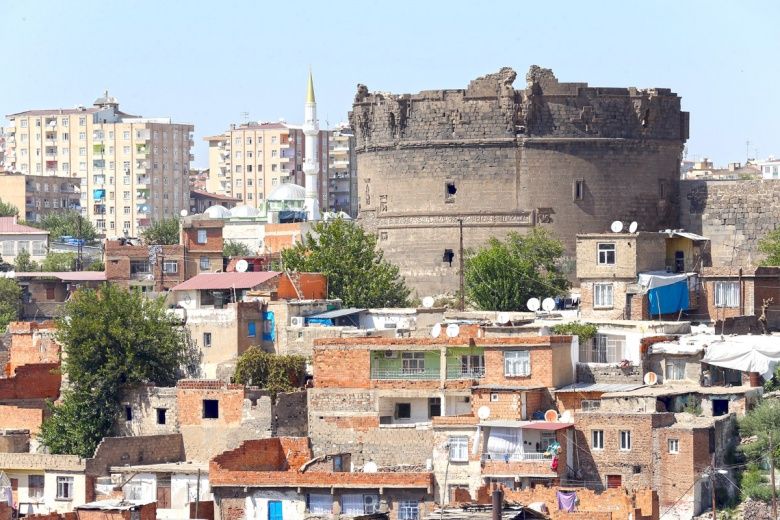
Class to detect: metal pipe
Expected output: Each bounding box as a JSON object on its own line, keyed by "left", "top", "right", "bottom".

{"left": 491, "top": 488, "right": 502, "bottom": 520}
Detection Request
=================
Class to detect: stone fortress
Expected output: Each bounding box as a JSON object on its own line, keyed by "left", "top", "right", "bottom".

{"left": 350, "top": 66, "right": 689, "bottom": 296}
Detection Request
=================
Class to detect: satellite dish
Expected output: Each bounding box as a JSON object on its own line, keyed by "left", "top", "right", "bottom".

{"left": 610, "top": 220, "right": 624, "bottom": 233}
{"left": 629, "top": 221, "right": 638, "bottom": 233}
{"left": 477, "top": 406, "right": 491, "bottom": 421}
{"left": 446, "top": 324, "right": 460, "bottom": 338}
{"left": 644, "top": 372, "right": 658, "bottom": 385}
{"left": 180, "top": 209, "right": 188, "bottom": 217}
{"left": 542, "top": 298, "right": 556, "bottom": 312}
{"left": 527, "top": 298, "right": 541, "bottom": 312}
{"left": 362, "top": 461, "right": 378, "bottom": 473}
{"left": 496, "top": 312, "right": 511, "bottom": 325}
{"left": 422, "top": 296, "right": 435, "bottom": 309}
{"left": 431, "top": 323, "right": 442, "bottom": 338}
{"left": 544, "top": 409, "right": 559, "bottom": 422}
{"left": 235, "top": 259, "right": 249, "bottom": 273}
{"left": 560, "top": 410, "right": 573, "bottom": 423}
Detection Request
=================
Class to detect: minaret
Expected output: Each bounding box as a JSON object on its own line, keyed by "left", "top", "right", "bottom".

{"left": 303, "top": 70, "right": 320, "bottom": 221}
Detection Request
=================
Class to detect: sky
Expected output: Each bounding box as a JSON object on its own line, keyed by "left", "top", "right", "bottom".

{"left": 1, "top": 0, "right": 778, "bottom": 169}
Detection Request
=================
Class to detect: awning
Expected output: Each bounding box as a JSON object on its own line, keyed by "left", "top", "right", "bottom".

{"left": 703, "top": 336, "right": 780, "bottom": 379}
{"left": 520, "top": 422, "right": 574, "bottom": 431}
{"left": 306, "top": 308, "right": 366, "bottom": 320}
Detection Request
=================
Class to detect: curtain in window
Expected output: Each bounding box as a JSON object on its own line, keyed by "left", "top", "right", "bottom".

{"left": 341, "top": 494, "right": 366, "bottom": 515}
{"left": 308, "top": 494, "right": 331, "bottom": 514}
{"left": 487, "top": 427, "right": 519, "bottom": 455}
{"left": 715, "top": 282, "right": 739, "bottom": 308}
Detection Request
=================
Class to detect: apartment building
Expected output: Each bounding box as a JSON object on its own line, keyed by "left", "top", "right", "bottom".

{"left": 4, "top": 92, "right": 194, "bottom": 237}
{"left": 325, "top": 124, "right": 357, "bottom": 216}
{"left": 204, "top": 122, "right": 327, "bottom": 210}
{"left": 0, "top": 172, "right": 80, "bottom": 222}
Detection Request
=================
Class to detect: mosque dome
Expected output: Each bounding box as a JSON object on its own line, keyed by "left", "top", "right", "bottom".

{"left": 229, "top": 204, "right": 260, "bottom": 218}
{"left": 268, "top": 183, "right": 306, "bottom": 201}
{"left": 203, "top": 204, "right": 231, "bottom": 219}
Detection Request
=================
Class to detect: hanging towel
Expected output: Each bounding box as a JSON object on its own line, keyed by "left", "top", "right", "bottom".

{"left": 556, "top": 490, "right": 576, "bottom": 512}
{"left": 550, "top": 455, "right": 559, "bottom": 471}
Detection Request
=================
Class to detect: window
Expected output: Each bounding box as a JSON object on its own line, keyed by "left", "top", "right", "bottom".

{"left": 665, "top": 359, "right": 686, "bottom": 381}
{"left": 125, "top": 405, "right": 133, "bottom": 421}
{"left": 394, "top": 402, "right": 411, "bottom": 419}
{"left": 197, "top": 229, "right": 207, "bottom": 244}
{"left": 582, "top": 334, "right": 625, "bottom": 363}
{"left": 620, "top": 430, "right": 632, "bottom": 451}
{"left": 444, "top": 182, "right": 457, "bottom": 202}
{"left": 332, "top": 454, "right": 348, "bottom": 472}
{"left": 574, "top": 179, "right": 585, "bottom": 200}
{"left": 156, "top": 408, "right": 167, "bottom": 425}
{"left": 199, "top": 256, "right": 210, "bottom": 270}
{"left": 714, "top": 281, "right": 740, "bottom": 308}
{"left": 449, "top": 436, "right": 469, "bottom": 462}
{"left": 202, "top": 399, "right": 219, "bottom": 419}
{"left": 28, "top": 475, "right": 44, "bottom": 500}
{"left": 308, "top": 494, "right": 332, "bottom": 514}
{"left": 597, "top": 243, "right": 616, "bottom": 265}
{"left": 401, "top": 352, "right": 425, "bottom": 374}
{"left": 592, "top": 430, "right": 604, "bottom": 450}
{"left": 56, "top": 476, "right": 74, "bottom": 500}
{"left": 442, "top": 249, "right": 454, "bottom": 266}
{"left": 593, "top": 283, "right": 614, "bottom": 308}
{"left": 247, "top": 321, "right": 256, "bottom": 338}
{"left": 398, "top": 500, "right": 420, "bottom": 520}
{"left": 668, "top": 438, "right": 679, "bottom": 454}
{"left": 163, "top": 260, "right": 178, "bottom": 274}
{"left": 32, "top": 241, "right": 46, "bottom": 256}
{"left": 124, "top": 206, "right": 131, "bottom": 215}
{"left": 582, "top": 399, "right": 601, "bottom": 411}
{"left": 202, "top": 332, "right": 212, "bottom": 347}
{"left": 341, "top": 494, "right": 378, "bottom": 515}
{"left": 130, "top": 260, "right": 150, "bottom": 274}
{"left": 504, "top": 351, "right": 530, "bottom": 377}
{"left": 2, "top": 241, "right": 14, "bottom": 256}
{"left": 460, "top": 355, "right": 484, "bottom": 377}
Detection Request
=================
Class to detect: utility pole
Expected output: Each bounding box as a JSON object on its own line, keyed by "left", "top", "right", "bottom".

{"left": 458, "top": 218, "right": 464, "bottom": 311}
{"left": 772, "top": 431, "right": 778, "bottom": 520}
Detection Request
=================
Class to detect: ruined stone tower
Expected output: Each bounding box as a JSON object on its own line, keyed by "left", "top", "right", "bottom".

{"left": 350, "top": 66, "right": 689, "bottom": 296}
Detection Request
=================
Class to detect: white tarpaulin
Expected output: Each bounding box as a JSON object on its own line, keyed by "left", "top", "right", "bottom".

{"left": 702, "top": 335, "right": 780, "bottom": 379}
{"left": 637, "top": 271, "right": 690, "bottom": 291}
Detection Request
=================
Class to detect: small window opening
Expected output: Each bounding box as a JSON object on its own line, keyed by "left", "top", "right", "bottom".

{"left": 445, "top": 182, "right": 457, "bottom": 202}
{"left": 574, "top": 179, "right": 584, "bottom": 201}
{"left": 203, "top": 399, "right": 219, "bottom": 419}
{"left": 443, "top": 249, "right": 455, "bottom": 266}
{"left": 156, "top": 408, "right": 167, "bottom": 425}
{"left": 124, "top": 405, "right": 133, "bottom": 421}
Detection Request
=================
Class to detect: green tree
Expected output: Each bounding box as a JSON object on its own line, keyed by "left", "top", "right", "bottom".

{"left": 224, "top": 240, "right": 251, "bottom": 257}
{"left": 0, "top": 198, "right": 19, "bottom": 217}
{"left": 41, "top": 251, "right": 77, "bottom": 272}
{"left": 551, "top": 321, "right": 598, "bottom": 346}
{"left": 233, "top": 348, "right": 306, "bottom": 397}
{"left": 281, "top": 218, "right": 409, "bottom": 308}
{"left": 34, "top": 212, "right": 98, "bottom": 244}
{"left": 739, "top": 399, "right": 780, "bottom": 511}
{"left": 464, "top": 229, "right": 569, "bottom": 311}
{"left": 14, "top": 249, "right": 39, "bottom": 272}
{"left": 39, "top": 284, "right": 191, "bottom": 456}
{"left": 86, "top": 259, "right": 105, "bottom": 271}
{"left": 141, "top": 217, "right": 180, "bottom": 245}
{"left": 0, "top": 278, "right": 21, "bottom": 332}
{"left": 759, "top": 229, "right": 780, "bottom": 266}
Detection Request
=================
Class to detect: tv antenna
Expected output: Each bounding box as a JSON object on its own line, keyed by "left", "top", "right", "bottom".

{"left": 241, "top": 111, "right": 249, "bottom": 123}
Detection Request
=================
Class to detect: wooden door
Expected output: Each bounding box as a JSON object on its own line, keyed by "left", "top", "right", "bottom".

{"left": 606, "top": 474, "right": 622, "bottom": 488}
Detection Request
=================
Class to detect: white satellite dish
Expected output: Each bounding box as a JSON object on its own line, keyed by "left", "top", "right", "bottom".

{"left": 180, "top": 209, "right": 189, "bottom": 217}
{"left": 628, "top": 221, "right": 638, "bottom": 233}
{"left": 446, "top": 324, "right": 460, "bottom": 338}
{"left": 527, "top": 298, "right": 541, "bottom": 312}
{"left": 235, "top": 259, "right": 249, "bottom": 273}
{"left": 542, "top": 298, "right": 556, "bottom": 312}
{"left": 421, "top": 296, "right": 435, "bottom": 309}
{"left": 610, "top": 220, "right": 624, "bottom": 233}
{"left": 496, "top": 312, "right": 511, "bottom": 325}
{"left": 431, "top": 323, "right": 442, "bottom": 338}
{"left": 560, "top": 410, "right": 573, "bottom": 423}
{"left": 362, "top": 461, "right": 378, "bottom": 473}
{"left": 644, "top": 372, "right": 658, "bottom": 385}
{"left": 477, "top": 406, "right": 491, "bottom": 421}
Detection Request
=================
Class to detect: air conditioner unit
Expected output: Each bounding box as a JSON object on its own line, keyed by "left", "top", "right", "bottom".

{"left": 290, "top": 316, "right": 305, "bottom": 328}
{"left": 383, "top": 350, "right": 398, "bottom": 359}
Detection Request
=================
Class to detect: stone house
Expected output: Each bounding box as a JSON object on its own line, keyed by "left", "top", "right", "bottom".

{"left": 104, "top": 239, "right": 184, "bottom": 293}
{"left": 0, "top": 216, "right": 49, "bottom": 264}
{"left": 698, "top": 266, "right": 780, "bottom": 328}
{"left": 181, "top": 216, "right": 224, "bottom": 278}
{"left": 209, "top": 437, "right": 434, "bottom": 520}
{"left": 15, "top": 271, "right": 105, "bottom": 319}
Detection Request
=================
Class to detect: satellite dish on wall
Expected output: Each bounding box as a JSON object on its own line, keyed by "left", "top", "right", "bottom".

{"left": 544, "top": 409, "right": 559, "bottom": 422}
{"left": 542, "top": 298, "right": 556, "bottom": 312}
{"left": 431, "top": 323, "right": 442, "bottom": 338}
{"left": 496, "top": 312, "right": 511, "bottom": 325}
{"left": 610, "top": 220, "right": 624, "bottom": 233}
{"left": 527, "top": 298, "right": 541, "bottom": 312}
{"left": 362, "top": 461, "right": 378, "bottom": 473}
{"left": 477, "top": 406, "right": 491, "bottom": 421}
{"left": 180, "top": 209, "right": 189, "bottom": 217}
{"left": 235, "top": 259, "right": 249, "bottom": 273}
{"left": 629, "top": 221, "right": 638, "bottom": 233}
{"left": 644, "top": 372, "right": 659, "bottom": 385}
{"left": 446, "top": 324, "right": 460, "bottom": 338}
{"left": 422, "top": 296, "right": 435, "bottom": 309}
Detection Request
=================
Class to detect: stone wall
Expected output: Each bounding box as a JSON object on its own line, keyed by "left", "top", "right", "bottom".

{"left": 576, "top": 363, "right": 643, "bottom": 384}
{"left": 351, "top": 66, "right": 688, "bottom": 295}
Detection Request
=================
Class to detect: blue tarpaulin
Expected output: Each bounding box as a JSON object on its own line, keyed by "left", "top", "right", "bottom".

{"left": 262, "top": 311, "right": 275, "bottom": 341}
{"left": 647, "top": 280, "right": 689, "bottom": 315}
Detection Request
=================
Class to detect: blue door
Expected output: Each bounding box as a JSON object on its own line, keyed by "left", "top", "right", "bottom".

{"left": 268, "top": 501, "right": 283, "bottom": 520}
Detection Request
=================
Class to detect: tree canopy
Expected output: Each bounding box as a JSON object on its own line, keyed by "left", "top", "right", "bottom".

{"left": 141, "top": 217, "right": 180, "bottom": 245}
{"left": 224, "top": 240, "right": 251, "bottom": 257}
{"left": 33, "top": 212, "right": 98, "bottom": 244}
{"left": 41, "top": 251, "right": 77, "bottom": 272}
{"left": 14, "top": 249, "right": 39, "bottom": 272}
{"left": 0, "top": 278, "right": 21, "bottom": 332}
{"left": 759, "top": 229, "right": 780, "bottom": 266}
{"left": 233, "top": 348, "right": 306, "bottom": 397}
{"left": 0, "top": 198, "right": 19, "bottom": 217}
{"left": 464, "top": 229, "right": 569, "bottom": 311}
{"left": 281, "top": 218, "right": 409, "bottom": 308}
{"left": 39, "top": 284, "right": 194, "bottom": 457}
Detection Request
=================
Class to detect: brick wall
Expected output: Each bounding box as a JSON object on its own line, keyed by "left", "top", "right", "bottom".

{"left": 7, "top": 321, "right": 59, "bottom": 373}
{"left": 105, "top": 241, "right": 185, "bottom": 292}
{"left": 0, "top": 363, "right": 60, "bottom": 400}
{"left": 498, "top": 486, "right": 658, "bottom": 520}
{"left": 0, "top": 404, "right": 46, "bottom": 433}
{"left": 470, "top": 388, "right": 550, "bottom": 420}
{"left": 85, "top": 434, "right": 185, "bottom": 476}
{"left": 313, "top": 348, "right": 371, "bottom": 388}
{"left": 0, "top": 431, "right": 30, "bottom": 453}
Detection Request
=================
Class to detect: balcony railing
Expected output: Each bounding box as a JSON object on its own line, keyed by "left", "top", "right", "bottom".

{"left": 446, "top": 367, "right": 486, "bottom": 380}
{"left": 370, "top": 368, "right": 439, "bottom": 380}
{"left": 482, "top": 451, "right": 549, "bottom": 462}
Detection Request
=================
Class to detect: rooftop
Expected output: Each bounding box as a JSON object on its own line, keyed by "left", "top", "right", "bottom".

{"left": 78, "top": 500, "right": 153, "bottom": 511}
{"left": 171, "top": 271, "right": 280, "bottom": 291}
{"left": 13, "top": 271, "right": 106, "bottom": 282}
{"left": 109, "top": 461, "right": 208, "bottom": 473}
{"left": 602, "top": 382, "right": 761, "bottom": 398}
{"left": 0, "top": 217, "right": 49, "bottom": 235}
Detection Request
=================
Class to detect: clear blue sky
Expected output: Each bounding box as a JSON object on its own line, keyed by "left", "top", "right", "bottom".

{"left": 1, "top": 0, "right": 777, "bottom": 168}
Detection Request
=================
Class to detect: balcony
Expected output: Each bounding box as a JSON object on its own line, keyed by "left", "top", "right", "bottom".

{"left": 136, "top": 175, "right": 150, "bottom": 186}
{"left": 481, "top": 451, "right": 550, "bottom": 462}
{"left": 370, "top": 368, "right": 439, "bottom": 380}
{"left": 136, "top": 145, "right": 148, "bottom": 156}
{"left": 446, "top": 366, "right": 485, "bottom": 380}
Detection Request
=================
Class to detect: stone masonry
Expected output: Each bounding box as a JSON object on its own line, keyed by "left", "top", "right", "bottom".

{"left": 351, "top": 66, "right": 689, "bottom": 295}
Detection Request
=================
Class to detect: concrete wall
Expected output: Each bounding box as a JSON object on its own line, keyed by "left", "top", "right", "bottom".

{"left": 115, "top": 386, "right": 178, "bottom": 437}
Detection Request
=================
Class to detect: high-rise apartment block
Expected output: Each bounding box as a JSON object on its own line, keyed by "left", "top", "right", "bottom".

{"left": 0, "top": 172, "right": 80, "bottom": 223}
{"left": 3, "top": 92, "right": 193, "bottom": 237}
{"left": 325, "top": 124, "right": 357, "bottom": 216}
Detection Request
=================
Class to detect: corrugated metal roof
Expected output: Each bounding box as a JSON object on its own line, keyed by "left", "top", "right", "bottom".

{"left": 0, "top": 217, "right": 49, "bottom": 234}
{"left": 555, "top": 383, "right": 646, "bottom": 393}
{"left": 670, "top": 231, "right": 708, "bottom": 241}
{"left": 306, "top": 308, "right": 366, "bottom": 320}
{"left": 15, "top": 271, "right": 106, "bottom": 281}
{"left": 171, "top": 271, "right": 280, "bottom": 291}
